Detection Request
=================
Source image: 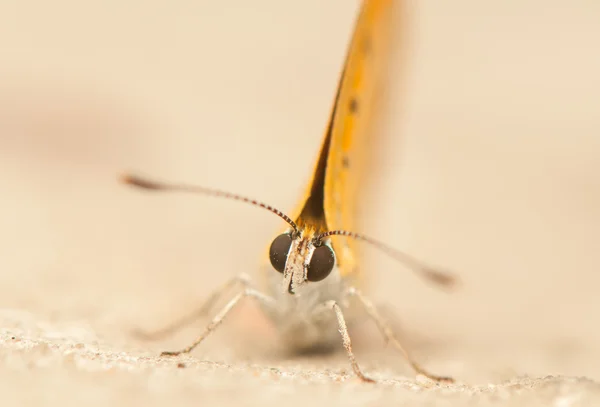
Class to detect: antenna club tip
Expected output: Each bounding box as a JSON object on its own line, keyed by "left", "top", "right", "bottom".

{"left": 424, "top": 268, "right": 460, "bottom": 289}
{"left": 120, "top": 173, "right": 161, "bottom": 190}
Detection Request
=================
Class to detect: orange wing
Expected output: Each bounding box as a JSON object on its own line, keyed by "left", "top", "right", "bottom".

{"left": 324, "top": 0, "right": 396, "bottom": 235}
{"left": 265, "top": 0, "right": 398, "bottom": 282}
{"left": 324, "top": 0, "right": 397, "bottom": 281}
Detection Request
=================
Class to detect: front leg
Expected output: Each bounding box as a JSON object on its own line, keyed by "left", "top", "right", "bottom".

{"left": 162, "top": 287, "right": 277, "bottom": 356}
{"left": 312, "top": 300, "right": 375, "bottom": 383}
{"left": 134, "top": 273, "right": 253, "bottom": 341}
{"left": 345, "top": 287, "right": 453, "bottom": 382}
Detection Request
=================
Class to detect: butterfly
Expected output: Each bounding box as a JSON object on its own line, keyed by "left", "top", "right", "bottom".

{"left": 122, "top": 0, "right": 456, "bottom": 383}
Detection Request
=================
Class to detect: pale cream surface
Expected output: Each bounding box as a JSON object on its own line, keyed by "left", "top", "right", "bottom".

{"left": 1, "top": 0, "right": 599, "bottom": 405}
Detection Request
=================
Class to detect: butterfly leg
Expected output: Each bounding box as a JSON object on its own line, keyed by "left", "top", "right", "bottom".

{"left": 134, "top": 273, "right": 252, "bottom": 341}
{"left": 161, "top": 286, "right": 276, "bottom": 357}
{"left": 313, "top": 300, "right": 375, "bottom": 383}
{"left": 345, "top": 287, "right": 454, "bottom": 382}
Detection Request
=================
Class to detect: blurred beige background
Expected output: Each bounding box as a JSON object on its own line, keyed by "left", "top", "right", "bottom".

{"left": 1, "top": 0, "right": 600, "bottom": 405}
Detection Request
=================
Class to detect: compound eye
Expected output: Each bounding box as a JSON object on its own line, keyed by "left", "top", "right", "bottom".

{"left": 269, "top": 233, "right": 293, "bottom": 273}
{"left": 306, "top": 244, "right": 335, "bottom": 282}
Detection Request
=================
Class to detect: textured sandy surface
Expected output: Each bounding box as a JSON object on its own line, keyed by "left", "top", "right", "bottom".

{"left": 1, "top": 310, "right": 600, "bottom": 407}
{"left": 1, "top": 0, "right": 600, "bottom": 406}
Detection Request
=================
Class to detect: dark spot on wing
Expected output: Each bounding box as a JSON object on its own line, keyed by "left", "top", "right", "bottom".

{"left": 342, "top": 155, "right": 350, "bottom": 169}
{"left": 348, "top": 97, "right": 359, "bottom": 114}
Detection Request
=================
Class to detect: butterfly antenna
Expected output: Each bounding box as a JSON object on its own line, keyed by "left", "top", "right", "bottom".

{"left": 317, "top": 230, "right": 457, "bottom": 288}
{"left": 121, "top": 173, "right": 299, "bottom": 235}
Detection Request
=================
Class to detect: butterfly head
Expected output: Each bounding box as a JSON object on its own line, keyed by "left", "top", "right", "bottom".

{"left": 269, "top": 227, "right": 336, "bottom": 294}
